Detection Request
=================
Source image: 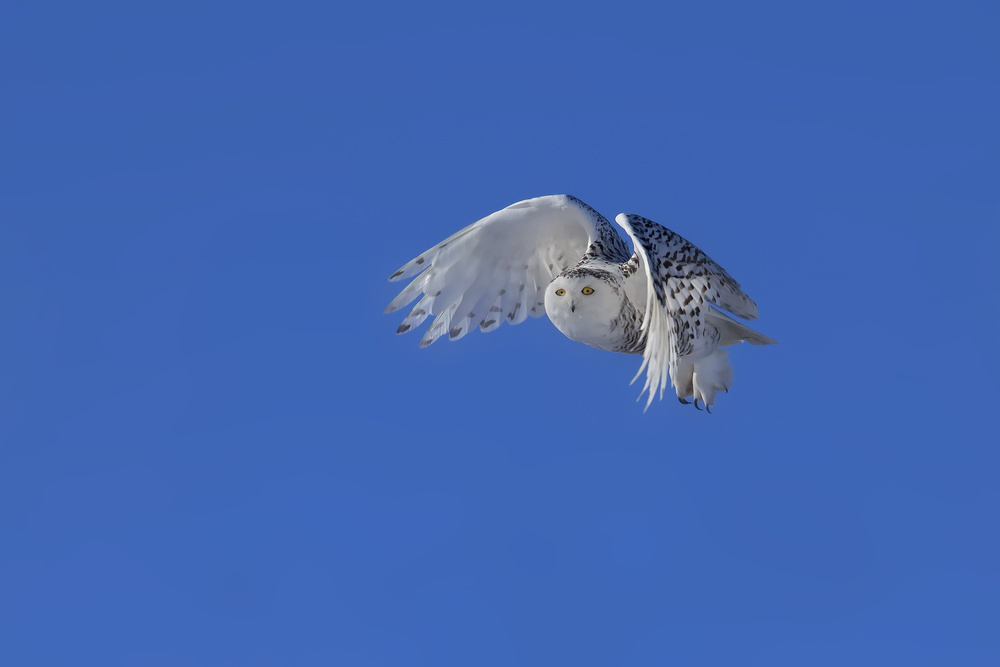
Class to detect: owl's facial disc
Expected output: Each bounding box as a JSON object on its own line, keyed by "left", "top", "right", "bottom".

{"left": 546, "top": 276, "right": 600, "bottom": 315}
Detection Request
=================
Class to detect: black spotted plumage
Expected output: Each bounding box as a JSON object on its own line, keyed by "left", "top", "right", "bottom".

{"left": 386, "top": 195, "right": 777, "bottom": 411}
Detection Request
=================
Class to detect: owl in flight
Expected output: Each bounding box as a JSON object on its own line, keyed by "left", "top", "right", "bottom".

{"left": 386, "top": 195, "right": 776, "bottom": 411}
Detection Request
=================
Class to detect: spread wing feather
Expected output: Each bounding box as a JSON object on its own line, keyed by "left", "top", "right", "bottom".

{"left": 387, "top": 195, "right": 630, "bottom": 346}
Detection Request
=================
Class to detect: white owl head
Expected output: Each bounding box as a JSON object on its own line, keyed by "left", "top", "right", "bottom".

{"left": 544, "top": 270, "right": 621, "bottom": 328}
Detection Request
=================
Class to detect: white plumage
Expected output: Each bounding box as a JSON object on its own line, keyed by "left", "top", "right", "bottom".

{"left": 386, "top": 195, "right": 776, "bottom": 411}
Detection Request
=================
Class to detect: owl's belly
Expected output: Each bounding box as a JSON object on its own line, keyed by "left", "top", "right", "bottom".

{"left": 546, "top": 308, "right": 643, "bottom": 355}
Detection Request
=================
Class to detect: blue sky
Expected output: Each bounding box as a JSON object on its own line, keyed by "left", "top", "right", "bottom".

{"left": 3, "top": 1, "right": 999, "bottom": 664}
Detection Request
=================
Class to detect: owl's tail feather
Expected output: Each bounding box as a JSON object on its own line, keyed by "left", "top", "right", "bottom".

{"left": 706, "top": 308, "right": 779, "bottom": 347}
{"left": 672, "top": 349, "right": 734, "bottom": 410}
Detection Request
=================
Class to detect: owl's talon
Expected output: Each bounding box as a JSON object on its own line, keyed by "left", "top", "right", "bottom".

{"left": 694, "top": 398, "right": 703, "bottom": 411}
{"left": 678, "top": 397, "right": 691, "bottom": 405}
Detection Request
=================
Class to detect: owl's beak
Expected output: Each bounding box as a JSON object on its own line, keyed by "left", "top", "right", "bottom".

{"left": 570, "top": 300, "right": 576, "bottom": 313}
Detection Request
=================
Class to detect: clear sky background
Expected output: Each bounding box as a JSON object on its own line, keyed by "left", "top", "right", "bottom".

{"left": 3, "top": 1, "right": 999, "bottom": 665}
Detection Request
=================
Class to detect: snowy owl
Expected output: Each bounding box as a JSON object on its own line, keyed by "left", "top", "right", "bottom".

{"left": 385, "top": 195, "right": 776, "bottom": 411}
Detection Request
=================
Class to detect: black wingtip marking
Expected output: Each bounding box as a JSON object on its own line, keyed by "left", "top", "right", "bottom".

{"left": 396, "top": 324, "right": 411, "bottom": 334}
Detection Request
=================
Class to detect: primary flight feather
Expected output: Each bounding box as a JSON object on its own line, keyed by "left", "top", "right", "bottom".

{"left": 385, "top": 195, "right": 776, "bottom": 411}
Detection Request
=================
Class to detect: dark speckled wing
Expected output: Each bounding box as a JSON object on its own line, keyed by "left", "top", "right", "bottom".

{"left": 615, "top": 213, "right": 762, "bottom": 408}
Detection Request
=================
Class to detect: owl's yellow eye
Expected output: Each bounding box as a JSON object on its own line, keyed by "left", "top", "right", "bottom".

{"left": 581, "top": 286, "right": 595, "bottom": 295}
{"left": 555, "top": 288, "right": 566, "bottom": 296}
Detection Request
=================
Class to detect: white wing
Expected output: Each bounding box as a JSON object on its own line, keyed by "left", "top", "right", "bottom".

{"left": 615, "top": 213, "right": 768, "bottom": 410}
{"left": 387, "top": 195, "right": 631, "bottom": 347}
